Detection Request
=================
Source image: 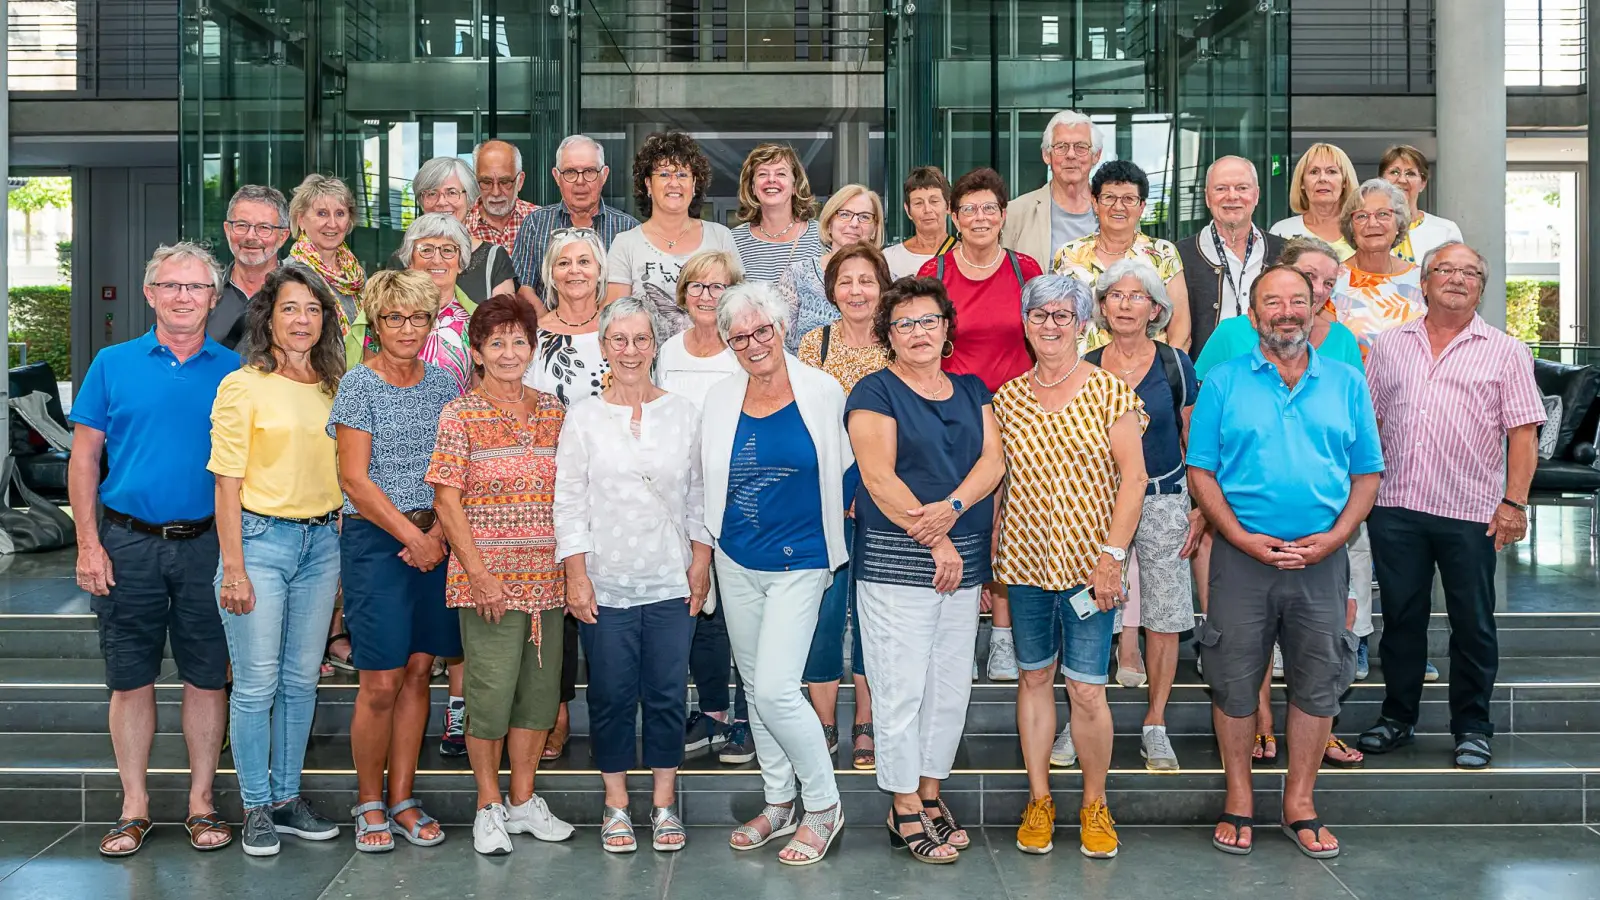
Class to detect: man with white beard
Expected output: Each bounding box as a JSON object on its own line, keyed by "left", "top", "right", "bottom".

{"left": 466, "top": 139, "right": 539, "bottom": 253}
{"left": 208, "top": 185, "right": 290, "bottom": 349}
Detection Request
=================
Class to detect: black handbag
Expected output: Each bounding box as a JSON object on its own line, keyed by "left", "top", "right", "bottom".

{"left": 0, "top": 456, "right": 74, "bottom": 553}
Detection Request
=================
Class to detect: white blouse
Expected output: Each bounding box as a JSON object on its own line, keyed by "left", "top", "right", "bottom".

{"left": 655, "top": 331, "right": 741, "bottom": 408}
{"left": 553, "top": 392, "right": 712, "bottom": 609}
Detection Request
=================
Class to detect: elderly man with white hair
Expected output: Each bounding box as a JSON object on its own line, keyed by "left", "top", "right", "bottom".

{"left": 1002, "top": 110, "right": 1105, "bottom": 267}
{"left": 514, "top": 134, "right": 641, "bottom": 303}
{"left": 210, "top": 185, "right": 290, "bottom": 349}
{"left": 1177, "top": 156, "right": 1286, "bottom": 359}
{"left": 466, "top": 139, "right": 539, "bottom": 252}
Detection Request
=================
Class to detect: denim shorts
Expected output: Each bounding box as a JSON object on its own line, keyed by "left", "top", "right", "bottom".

{"left": 340, "top": 517, "right": 460, "bottom": 671}
{"left": 1008, "top": 583, "right": 1116, "bottom": 685}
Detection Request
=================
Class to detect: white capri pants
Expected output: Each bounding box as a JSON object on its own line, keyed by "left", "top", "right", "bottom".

{"left": 856, "top": 580, "right": 980, "bottom": 794}
{"left": 715, "top": 550, "right": 840, "bottom": 810}
{"left": 1349, "top": 523, "right": 1373, "bottom": 638}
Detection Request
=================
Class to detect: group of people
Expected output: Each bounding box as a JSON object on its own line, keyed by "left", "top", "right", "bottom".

{"left": 70, "top": 116, "right": 1542, "bottom": 866}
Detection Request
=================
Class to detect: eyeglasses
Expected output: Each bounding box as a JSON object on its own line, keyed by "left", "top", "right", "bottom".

{"left": 419, "top": 187, "right": 467, "bottom": 204}
{"left": 151, "top": 282, "right": 215, "bottom": 296}
{"left": 558, "top": 167, "right": 602, "bottom": 184}
{"left": 1050, "top": 141, "right": 1095, "bottom": 158}
{"left": 1383, "top": 167, "right": 1423, "bottom": 182}
{"left": 1104, "top": 290, "right": 1152, "bottom": 305}
{"left": 833, "top": 210, "right": 877, "bottom": 225}
{"left": 414, "top": 245, "right": 460, "bottom": 261}
{"left": 686, "top": 281, "right": 728, "bottom": 298}
{"left": 1098, "top": 194, "right": 1144, "bottom": 209}
{"left": 1026, "top": 309, "right": 1077, "bottom": 326}
{"left": 957, "top": 202, "right": 1003, "bottom": 217}
{"left": 1351, "top": 210, "right": 1396, "bottom": 225}
{"left": 728, "top": 323, "right": 777, "bottom": 350}
{"left": 653, "top": 170, "right": 693, "bottom": 182}
{"left": 1429, "top": 264, "right": 1484, "bottom": 282}
{"left": 477, "top": 176, "right": 519, "bottom": 191}
{"left": 604, "top": 333, "right": 656, "bottom": 351}
{"left": 551, "top": 227, "right": 599, "bottom": 240}
{"left": 378, "top": 312, "right": 435, "bottom": 329}
{"left": 889, "top": 313, "right": 947, "bottom": 335}
{"left": 225, "top": 220, "right": 287, "bottom": 238}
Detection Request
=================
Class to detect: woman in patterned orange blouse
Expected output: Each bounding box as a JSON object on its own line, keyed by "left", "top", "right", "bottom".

{"left": 426, "top": 294, "right": 575, "bottom": 856}
{"left": 993, "top": 273, "right": 1147, "bottom": 861}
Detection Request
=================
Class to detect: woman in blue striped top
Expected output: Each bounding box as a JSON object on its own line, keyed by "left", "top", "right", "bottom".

{"left": 731, "top": 143, "right": 825, "bottom": 284}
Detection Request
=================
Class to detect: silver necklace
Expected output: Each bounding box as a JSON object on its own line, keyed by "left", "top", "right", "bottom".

{"left": 956, "top": 243, "right": 1002, "bottom": 269}
{"left": 1032, "top": 355, "right": 1082, "bottom": 389}
{"left": 654, "top": 219, "right": 694, "bottom": 250}
{"left": 756, "top": 219, "right": 797, "bottom": 241}
{"left": 480, "top": 383, "right": 526, "bottom": 404}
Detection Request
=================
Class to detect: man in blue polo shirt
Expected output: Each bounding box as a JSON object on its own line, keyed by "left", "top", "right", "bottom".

{"left": 68, "top": 242, "right": 242, "bottom": 857}
{"left": 1186, "top": 264, "right": 1382, "bottom": 862}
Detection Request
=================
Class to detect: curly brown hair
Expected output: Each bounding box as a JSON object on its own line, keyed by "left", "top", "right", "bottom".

{"left": 632, "top": 132, "right": 712, "bottom": 219}
{"left": 823, "top": 243, "right": 892, "bottom": 309}
{"left": 873, "top": 276, "right": 956, "bottom": 360}
{"left": 950, "top": 167, "right": 1010, "bottom": 212}
{"left": 735, "top": 143, "right": 818, "bottom": 224}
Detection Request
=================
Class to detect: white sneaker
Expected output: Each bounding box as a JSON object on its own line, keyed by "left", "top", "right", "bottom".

{"left": 1050, "top": 725, "right": 1077, "bottom": 767}
{"left": 1272, "top": 644, "right": 1285, "bottom": 680}
{"left": 1195, "top": 651, "right": 1205, "bottom": 680}
{"left": 504, "top": 793, "right": 575, "bottom": 842}
{"left": 473, "top": 803, "right": 513, "bottom": 855}
{"left": 988, "top": 631, "right": 1019, "bottom": 681}
{"left": 1140, "top": 725, "right": 1180, "bottom": 772}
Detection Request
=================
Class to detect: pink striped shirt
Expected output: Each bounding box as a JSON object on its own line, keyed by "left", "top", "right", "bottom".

{"left": 1366, "top": 314, "right": 1546, "bottom": 523}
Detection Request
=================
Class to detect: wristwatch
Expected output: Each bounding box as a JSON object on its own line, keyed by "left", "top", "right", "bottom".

{"left": 1100, "top": 544, "right": 1127, "bottom": 563}
{"left": 1500, "top": 497, "right": 1528, "bottom": 513}
{"left": 946, "top": 496, "right": 965, "bottom": 515}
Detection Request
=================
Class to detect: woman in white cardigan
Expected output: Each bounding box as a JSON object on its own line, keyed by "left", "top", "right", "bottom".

{"left": 700, "top": 280, "right": 851, "bottom": 867}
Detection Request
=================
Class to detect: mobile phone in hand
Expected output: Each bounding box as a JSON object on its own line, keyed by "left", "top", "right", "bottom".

{"left": 1067, "top": 585, "right": 1098, "bottom": 620}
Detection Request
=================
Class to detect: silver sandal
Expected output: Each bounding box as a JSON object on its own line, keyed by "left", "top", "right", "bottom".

{"left": 387, "top": 797, "right": 445, "bottom": 847}
{"left": 600, "top": 805, "right": 637, "bottom": 854}
{"left": 350, "top": 800, "right": 393, "bottom": 854}
{"left": 778, "top": 804, "right": 844, "bottom": 866}
{"left": 651, "top": 804, "right": 687, "bottom": 852}
{"left": 729, "top": 803, "right": 798, "bottom": 850}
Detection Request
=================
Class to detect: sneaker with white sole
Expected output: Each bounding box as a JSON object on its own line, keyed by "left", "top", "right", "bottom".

{"left": 1272, "top": 644, "right": 1285, "bottom": 680}
{"left": 504, "top": 793, "right": 574, "bottom": 842}
{"left": 1050, "top": 725, "right": 1077, "bottom": 767}
{"left": 987, "top": 631, "right": 1019, "bottom": 681}
{"left": 474, "top": 803, "right": 513, "bottom": 855}
{"left": 1140, "top": 725, "right": 1179, "bottom": 772}
{"left": 1424, "top": 660, "right": 1441, "bottom": 682}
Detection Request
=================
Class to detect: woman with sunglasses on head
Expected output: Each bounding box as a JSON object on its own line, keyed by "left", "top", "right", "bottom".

{"left": 386, "top": 156, "right": 516, "bottom": 304}
{"left": 525, "top": 228, "right": 611, "bottom": 408}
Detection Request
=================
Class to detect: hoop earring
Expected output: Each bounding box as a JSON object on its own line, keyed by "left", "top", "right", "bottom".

{"left": 941, "top": 339, "right": 955, "bottom": 359}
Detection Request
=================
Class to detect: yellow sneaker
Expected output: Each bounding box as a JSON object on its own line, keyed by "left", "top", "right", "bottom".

{"left": 1015, "top": 796, "right": 1055, "bottom": 854}
{"left": 1079, "top": 798, "right": 1119, "bottom": 858}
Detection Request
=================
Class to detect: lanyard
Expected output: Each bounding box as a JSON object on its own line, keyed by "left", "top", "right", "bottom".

{"left": 1211, "top": 225, "right": 1257, "bottom": 318}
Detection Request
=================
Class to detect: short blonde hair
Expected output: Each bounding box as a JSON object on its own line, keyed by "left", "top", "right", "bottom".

{"left": 818, "top": 184, "right": 886, "bottom": 250}
{"left": 676, "top": 249, "right": 744, "bottom": 309}
{"left": 1288, "top": 143, "right": 1360, "bottom": 216}
{"left": 736, "top": 144, "right": 818, "bottom": 225}
{"left": 288, "top": 173, "right": 358, "bottom": 238}
{"left": 360, "top": 269, "right": 441, "bottom": 323}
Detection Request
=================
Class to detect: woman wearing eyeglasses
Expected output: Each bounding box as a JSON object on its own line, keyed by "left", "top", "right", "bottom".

{"left": 386, "top": 156, "right": 516, "bottom": 305}
{"left": 846, "top": 277, "right": 1004, "bottom": 865}
{"left": 779, "top": 183, "right": 885, "bottom": 353}
{"left": 525, "top": 228, "right": 611, "bottom": 409}
{"left": 606, "top": 132, "right": 736, "bottom": 337}
{"left": 1333, "top": 179, "right": 1425, "bottom": 361}
{"left": 1378, "top": 145, "right": 1462, "bottom": 265}
{"left": 701, "top": 281, "right": 850, "bottom": 865}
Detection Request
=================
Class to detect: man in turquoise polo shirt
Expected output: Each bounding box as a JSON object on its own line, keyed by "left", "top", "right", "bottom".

{"left": 68, "top": 242, "right": 242, "bottom": 857}
{"left": 1186, "top": 265, "right": 1383, "bottom": 861}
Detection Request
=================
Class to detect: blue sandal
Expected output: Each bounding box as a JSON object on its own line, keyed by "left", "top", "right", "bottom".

{"left": 388, "top": 798, "right": 445, "bottom": 847}
{"left": 350, "top": 801, "right": 393, "bottom": 853}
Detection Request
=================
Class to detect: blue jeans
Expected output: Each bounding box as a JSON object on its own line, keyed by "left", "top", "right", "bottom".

{"left": 803, "top": 519, "right": 864, "bottom": 683}
{"left": 218, "top": 513, "right": 340, "bottom": 808}
{"left": 579, "top": 599, "right": 697, "bottom": 773}
{"left": 1008, "top": 583, "right": 1116, "bottom": 685}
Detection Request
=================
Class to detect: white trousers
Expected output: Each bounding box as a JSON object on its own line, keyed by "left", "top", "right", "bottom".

{"left": 1349, "top": 523, "right": 1374, "bottom": 638}
{"left": 714, "top": 550, "right": 840, "bottom": 809}
{"left": 856, "top": 580, "right": 979, "bottom": 794}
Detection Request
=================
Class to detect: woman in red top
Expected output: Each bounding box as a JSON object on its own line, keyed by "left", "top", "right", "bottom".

{"left": 916, "top": 168, "right": 1042, "bottom": 393}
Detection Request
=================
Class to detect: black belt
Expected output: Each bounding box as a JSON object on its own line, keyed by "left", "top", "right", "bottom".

{"left": 104, "top": 508, "right": 214, "bottom": 540}
{"left": 348, "top": 509, "right": 437, "bottom": 531}
{"left": 244, "top": 508, "right": 340, "bottom": 527}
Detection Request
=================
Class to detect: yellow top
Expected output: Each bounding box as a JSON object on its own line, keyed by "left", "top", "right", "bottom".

{"left": 208, "top": 366, "right": 342, "bottom": 518}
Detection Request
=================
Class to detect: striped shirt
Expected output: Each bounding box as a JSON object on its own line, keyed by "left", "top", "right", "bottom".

{"left": 1366, "top": 314, "right": 1546, "bottom": 524}
{"left": 465, "top": 199, "right": 539, "bottom": 253}
{"left": 510, "top": 202, "right": 640, "bottom": 303}
{"left": 733, "top": 220, "right": 824, "bottom": 284}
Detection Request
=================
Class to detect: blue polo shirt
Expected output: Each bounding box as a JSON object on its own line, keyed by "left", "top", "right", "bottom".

{"left": 1185, "top": 344, "right": 1383, "bottom": 542}
{"left": 69, "top": 328, "right": 240, "bottom": 524}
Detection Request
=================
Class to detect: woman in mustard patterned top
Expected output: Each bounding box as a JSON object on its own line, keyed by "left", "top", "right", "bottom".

{"left": 994, "top": 274, "right": 1147, "bottom": 862}
{"left": 425, "top": 294, "right": 575, "bottom": 856}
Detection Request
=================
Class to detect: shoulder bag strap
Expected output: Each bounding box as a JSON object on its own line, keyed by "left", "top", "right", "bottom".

{"left": 935, "top": 252, "right": 945, "bottom": 280}
{"left": 1007, "top": 250, "right": 1027, "bottom": 287}
{"left": 1158, "top": 341, "right": 1185, "bottom": 420}
{"left": 819, "top": 323, "right": 832, "bottom": 366}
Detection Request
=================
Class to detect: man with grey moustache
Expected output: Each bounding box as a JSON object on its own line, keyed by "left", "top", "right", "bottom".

{"left": 209, "top": 185, "right": 291, "bottom": 349}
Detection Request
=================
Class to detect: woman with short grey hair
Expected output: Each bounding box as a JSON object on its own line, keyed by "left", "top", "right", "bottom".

{"left": 387, "top": 156, "right": 516, "bottom": 305}
{"left": 358, "top": 213, "right": 478, "bottom": 393}
{"left": 1334, "top": 178, "right": 1425, "bottom": 359}
{"left": 554, "top": 293, "right": 712, "bottom": 854}
{"left": 1083, "top": 257, "right": 1199, "bottom": 773}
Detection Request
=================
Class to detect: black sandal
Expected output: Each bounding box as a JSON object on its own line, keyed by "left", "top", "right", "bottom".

{"left": 1356, "top": 717, "right": 1415, "bottom": 754}
{"left": 822, "top": 723, "right": 839, "bottom": 756}
{"left": 851, "top": 723, "right": 875, "bottom": 770}
{"left": 1211, "top": 812, "right": 1254, "bottom": 855}
{"left": 886, "top": 811, "right": 957, "bottom": 864}
{"left": 1454, "top": 733, "right": 1492, "bottom": 769}
{"left": 324, "top": 632, "right": 354, "bottom": 673}
{"left": 921, "top": 797, "right": 970, "bottom": 850}
{"left": 1281, "top": 817, "right": 1340, "bottom": 859}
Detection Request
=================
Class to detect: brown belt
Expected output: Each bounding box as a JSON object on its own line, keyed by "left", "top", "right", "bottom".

{"left": 348, "top": 509, "right": 438, "bottom": 531}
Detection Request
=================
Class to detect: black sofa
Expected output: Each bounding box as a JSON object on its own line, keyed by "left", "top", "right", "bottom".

{"left": 1530, "top": 358, "right": 1600, "bottom": 535}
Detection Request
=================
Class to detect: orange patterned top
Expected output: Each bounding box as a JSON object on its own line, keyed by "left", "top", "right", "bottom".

{"left": 425, "top": 390, "right": 567, "bottom": 645}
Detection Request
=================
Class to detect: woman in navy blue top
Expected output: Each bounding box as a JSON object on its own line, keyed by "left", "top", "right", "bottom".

{"left": 845, "top": 276, "right": 1005, "bottom": 864}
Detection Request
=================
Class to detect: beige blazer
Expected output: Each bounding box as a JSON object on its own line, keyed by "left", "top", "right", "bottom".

{"left": 1002, "top": 184, "right": 1056, "bottom": 270}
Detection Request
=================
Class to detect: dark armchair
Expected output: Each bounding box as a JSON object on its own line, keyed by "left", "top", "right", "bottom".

{"left": 1530, "top": 358, "right": 1600, "bottom": 535}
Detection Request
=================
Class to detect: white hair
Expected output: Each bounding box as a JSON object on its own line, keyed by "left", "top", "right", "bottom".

{"left": 144, "top": 242, "right": 223, "bottom": 293}
{"left": 715, "top": 281, "right": 789, "bottom": 342}
{"left": 1093, "top": 258, "right": 1174, "bottom": 338}
{"left": 1021, "top": 274, "right": 1095, "bottom": 324}
{"left": 414, "top": 156, "right": 479, "bottom": 205}
{"left": 472, "top": 140, "right": 523, "bottom": 173}
{"left": 225, "top": 185, "right": 289, "bottom": 227}
{"left": 397, "top": 212, "right": 473, "bottom": 265}
{"left": 555, "top": 134, "right": 606, "bottom": 170}
{"left": 1204, "top": 155, "right": 1259, "bottom": 188}
{"left": 598, "top": 295, "right": 664, "bottom": 351}
{"left": 1041, "top": 110, "right": 1105, "bottom": 154}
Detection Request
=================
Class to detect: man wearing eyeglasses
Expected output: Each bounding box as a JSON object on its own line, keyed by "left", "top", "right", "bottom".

{"left": 1356, "top": 241, "right": 1545, "bottom": 772}
{"left": 1002, "top": 110, "right": 1104, "bottom": 269}
{"left": 1176, "top": 157, "right": 1285, "bottom": 360}
{"left": 465, "top": 139, "right": 540, "bottom": 253}
{"left": 513, "top": 135, "right": 639, "bottom": 305}
{"left": 209, "top": 185, "right": 290, "bottom": 350}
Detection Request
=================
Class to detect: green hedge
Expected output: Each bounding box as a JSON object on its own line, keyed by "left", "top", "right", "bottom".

{"left": 1506, "top": 278, "right": 1559, "bottom": 344}
{"left": 8, "top": 285, "right": 71, "bottom": 379}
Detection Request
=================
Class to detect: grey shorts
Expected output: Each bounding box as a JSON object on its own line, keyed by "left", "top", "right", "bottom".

{"left": 1133, "top": 491, "right": 1196, "bottom": 634}
{"left": 1196, "top": 535, "right": 1356, "bottom": 719}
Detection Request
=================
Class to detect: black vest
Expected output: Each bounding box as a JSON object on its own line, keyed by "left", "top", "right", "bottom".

{"left": 1177, "top": 229, "right": 1285, "bottom": 360}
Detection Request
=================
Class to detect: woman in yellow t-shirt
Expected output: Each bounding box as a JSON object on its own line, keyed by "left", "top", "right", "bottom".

{"left": 209, "top": 261, "right": 346, "bottom": 857}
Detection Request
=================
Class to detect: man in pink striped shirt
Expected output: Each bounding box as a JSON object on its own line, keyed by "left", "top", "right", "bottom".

{"left": 1355, "top": 241, "right": 1545, "bottom": 770}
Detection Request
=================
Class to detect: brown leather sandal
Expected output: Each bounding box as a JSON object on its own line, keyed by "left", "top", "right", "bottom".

{"left": 186, "top": 811, "right": 233, "bottom": 851}
{"left": 542, "top": 713, "right": 570, "bottom": 761}
{"left": 99, "top": 817, "right": 152, "bottom": 857}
